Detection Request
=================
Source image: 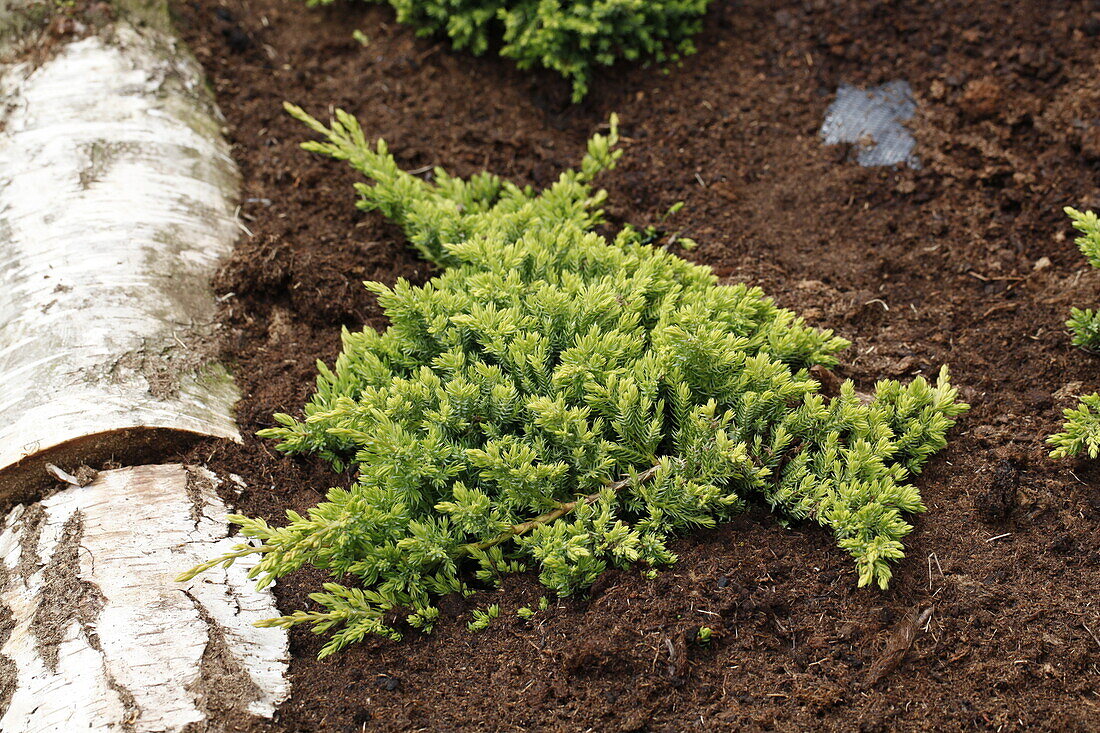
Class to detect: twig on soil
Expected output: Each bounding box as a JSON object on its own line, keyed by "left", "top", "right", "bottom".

{"left": 981, "top": 302, "right": 1019, "bottom": 318}
{"left": 967, "top": 271, "right": 1025, "bottom": 283}
{"left": 927, "top": 552, "right": 944, "bottom": 591}
{"left": 415, "top": 43, "right": 442, "bottom": 64}
{"left": 864, "top": 605, "right": 934, "bottom": 687}
{"left": 1083, "top": 623, "right": 1100, "bottom": 650}
{"left": 234, "top": 207, "right": 254, "bottom": 237}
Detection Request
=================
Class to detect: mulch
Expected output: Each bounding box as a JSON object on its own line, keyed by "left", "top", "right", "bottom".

{"left": 169, "top": 0, "right": 1100, "bottom": 729}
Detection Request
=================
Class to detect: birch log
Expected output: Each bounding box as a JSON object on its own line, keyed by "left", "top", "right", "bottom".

{"left": 0, "top": 464, "right": 289, "bottom": 731}
{"left": 0, "top": 25, "right": 242, "bottom": 504}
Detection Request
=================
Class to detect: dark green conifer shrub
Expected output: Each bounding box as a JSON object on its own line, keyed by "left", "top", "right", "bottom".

{"left": 1049, "top": 208, "right": 1100, "bottom": 458}
{"left": 180, "top": 106, "right": 967, "bottom": 656}
{"left": 307, "top": 0, "right": 710, "bottom": 101}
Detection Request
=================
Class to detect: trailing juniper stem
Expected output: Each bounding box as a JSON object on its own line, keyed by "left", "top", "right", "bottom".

{"left": 459, "top": 465, "right": 661, "bottom": 555}
{"left": 174, "top": 545, "right": 269, "bottom": 582}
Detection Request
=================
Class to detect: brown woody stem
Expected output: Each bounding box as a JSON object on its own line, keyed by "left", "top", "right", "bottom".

{"left": 459, "top": 465, "right": 661, "bottom": 555}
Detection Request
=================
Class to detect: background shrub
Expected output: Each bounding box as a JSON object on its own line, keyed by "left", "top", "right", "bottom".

{"left": 309, "top": 0, "right": 711, "bottom": 101}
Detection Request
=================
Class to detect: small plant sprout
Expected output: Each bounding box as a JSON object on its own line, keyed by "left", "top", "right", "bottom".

{"left": 352, "top": 29, "right": 369, "bottom": 46}
{"left": 515, "top": 606, "right": 535, "bottom": 619}
{"left": 662, "top": 202, "right": 697, "bottom": 251}
{"left": 468, "top": 604, "right": 501, "bottom": 631}
{"left": 696, "top": 626, "right": 714, "bottom": 644}
{"left": 619, "top": 199, "right": 695, "bottom": 252}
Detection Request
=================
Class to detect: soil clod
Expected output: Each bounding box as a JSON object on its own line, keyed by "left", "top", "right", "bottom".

{"left": 975, "top": 459, "right": 1020, "bottom": 523}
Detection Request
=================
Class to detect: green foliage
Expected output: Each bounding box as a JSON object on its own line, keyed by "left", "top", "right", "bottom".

{"left": 1050, "top": 209, "right": 1100, "bottom": 458}
{"left": 1065, "top": 208, "right": 1100, "bottom": 351}
{"left": 181, "top": 106, "right": 968, "bottom": 657}
{"left": 1049, "top": 393, "right": 1100, "bottom": 459}
{"left": 1068, "top": 308, "right": 1100, "bottom": 351}
{"left": 286, "top": 101, "right": 620, "bottom": 272}
{"left": 620, "top": 201, "right": 697, "bottom": 252}
{"left": 468, "top": 604, "right": 500, "bottom": 631}
{"left": 302, "top": 0, "right": 711, "bottom": 101}
{"left": 1067, "top": 207, "right": 1100, "bottom": 268}
{"left": 696, "top": 626, "right": 713, "bottom": 643}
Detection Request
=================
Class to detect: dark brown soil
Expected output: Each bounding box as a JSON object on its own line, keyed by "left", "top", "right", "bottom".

{"left": 170, "top": 0, "right": 1100, "bottom": 729}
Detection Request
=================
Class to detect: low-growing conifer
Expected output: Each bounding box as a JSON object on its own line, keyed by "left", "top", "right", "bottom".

{"left": 180, "top": 105, "right": 968, "bottom": 657}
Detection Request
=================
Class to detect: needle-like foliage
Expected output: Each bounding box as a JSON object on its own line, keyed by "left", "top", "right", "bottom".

{"left": 1050, "top": 208, "right": 1100, "bottom": 458}
{"left": 180, "top": 106, "right": 967, "bottom": 657}
{"left": 1050, "top": 393, "right": 1100, "bottom": 459}
{"left": 1065, "top": 208, "right": 1100, "bottom": 352}
{"left": 305, "top": 0, "right": 710, "bottom": 101}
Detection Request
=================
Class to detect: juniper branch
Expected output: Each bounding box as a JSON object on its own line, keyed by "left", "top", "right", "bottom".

{"left": 460, "top": 465, "right": 661, "bottom": 554}
{"left": 175, "top": 544, "right": 269, "bottom": 582}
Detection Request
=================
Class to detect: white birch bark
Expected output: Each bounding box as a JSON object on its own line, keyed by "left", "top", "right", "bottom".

{"left": 0, "top": 26, "right": 242, "bottom": 503}
{"left": 0, "top": 464, "right": 289, "bottom": 732}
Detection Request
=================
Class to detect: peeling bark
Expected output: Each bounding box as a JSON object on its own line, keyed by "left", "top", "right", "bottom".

{"left": 0, "top": 464, "right": 289, "bottom": 732}
{"left": 0, "top": 567, "right": 17, "bottom": 720}
{"left": 13, "top": 503, "right": 43, "bottom": 583}
{"left": 0, "top": 25, "right": 242, "bottom": 504}
{"left": 30, "top": 512, "right": 107, "bottom": 674}
{"left": 182, "top": 590, "right": 265, "bottom": 732}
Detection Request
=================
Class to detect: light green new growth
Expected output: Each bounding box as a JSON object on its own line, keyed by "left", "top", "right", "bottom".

{"left": 180, "top": 105, "right": 968, "bottom": 657}
{"left": 468, "top": 604, "right": 501, "bottom": 631}
{"left": 1067, "top": 207, "right": 1100, "bottom": 268}
{"left": 1065, "top": 208, "right": 1100, "bottom": 351}
{"left": 1050, "top": 208, "right": 1100, "bottom": 458}
{"left": 1067, "top": 308, "right": 1100, "bottom": 351}
{"left": 301, "top": 0, "right": 710, "bottom": 101}
{"left": 1049, "top": 393, "right": 1100, "bottom": 459}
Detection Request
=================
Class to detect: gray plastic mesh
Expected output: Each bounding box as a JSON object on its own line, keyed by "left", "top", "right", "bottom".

{"left": 821, "top": 81, "right": 920, "bottom": 168}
